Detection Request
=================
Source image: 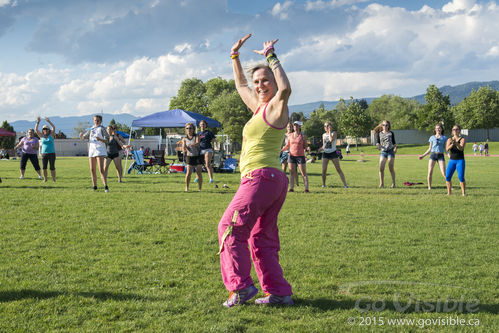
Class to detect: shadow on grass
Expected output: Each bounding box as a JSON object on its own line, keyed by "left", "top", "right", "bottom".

{"left": 0, "top": 289, "right": 162, "bottom": 302}
{"left": 293, "top": 297, "right": 498, "bottom": 314}
{"left": 0, "top": 185, "right": 71, "bottom": 189}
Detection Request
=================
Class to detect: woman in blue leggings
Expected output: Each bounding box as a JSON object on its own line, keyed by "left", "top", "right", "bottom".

{"left": 445, "top": 125, "right": 466, "bottom": 196}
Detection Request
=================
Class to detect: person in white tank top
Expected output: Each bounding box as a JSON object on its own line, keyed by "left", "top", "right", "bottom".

{"left": 318, "top": 122, "right": 348, "bottom": 188}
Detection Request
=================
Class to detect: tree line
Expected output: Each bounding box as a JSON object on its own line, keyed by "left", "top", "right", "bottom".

{"left": 166, "top": 77, "right": 499, "bottom": 145}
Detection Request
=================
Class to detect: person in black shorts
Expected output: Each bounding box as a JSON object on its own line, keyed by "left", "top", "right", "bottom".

{"left": 182, "top": 123, "right": 202, "bottom": 191}
{"left": 104, "top": 125, "right": 128, "bottom": 183}
{"left": 281, "top": 121, "right": 309, "bottom": 192}
{"left": 318, "top": 122, "right": 348, "bottom": 188}
{"left": 197, "top": 120, "right": 217, "bottom": 184}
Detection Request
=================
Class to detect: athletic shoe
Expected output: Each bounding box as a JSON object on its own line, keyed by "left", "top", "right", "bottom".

{"left": 344, "top": 185, "right": 348, "bottom": 188}
{"left": 255, "top": 294, "right": 293, "bottom": 305}
{"left": 194, "top": 178, "right": 198, "bottom": 183}
{"left": 223, "top": 285, "right": 258, "bottom": 308}
{"left": 39, "top": 175, "right": 43, "bottom": 180}
{"left": 93, "top": 186, "right": 98, "bottom": 191}
{"left": 104, "top": 186, "right": 109, "bottom": 193}
{"left": 321, "top": 185, "right": 325, "bottom": 188}
{"left": 209, "top": 179, "right": 214, "bottom": 184}
{"left": 288, "top": 189, "right": 294, "bottom": 192}
{"left": 19, "top": 176, "right": 24, "bottom": 179}
{"left": 304, "top": 189, "right": 310, "bottom": 193}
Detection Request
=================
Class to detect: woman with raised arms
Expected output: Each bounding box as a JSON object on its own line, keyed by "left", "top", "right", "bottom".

{"left": 218, "top": 34, "right": 293, "bottom": 307}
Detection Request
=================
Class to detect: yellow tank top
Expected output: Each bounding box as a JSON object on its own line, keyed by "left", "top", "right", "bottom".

{"left": 239, "top": 103, "right": 286, "bottom": 178}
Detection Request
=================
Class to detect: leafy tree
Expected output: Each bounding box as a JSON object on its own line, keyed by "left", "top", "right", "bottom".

{"left": 369, "top": 95, "right": 420, "bottom": 129}
{"left": 169, "top": 78, "right": 208, "bottom": 116}
{"left": 0, "top": 120, "right": 15, "bottom": 149}
{"left": 208, "top": 90, "right": 251, "bottom": 143}
{"left": 289, "top": 112, "right": 305, "bottom": 123}
{"left": 302, "top": 104, "right": 339, "bottom": 139}
{"left": 338, "top": 98, "right": 373, "bottom": 149}
{"left": 73, "top": 121, "right": 91, "bottom": 137}
{"left": 55, "top": 131, "right": 67, "bottom": 139}
{"left": 416, "top": 85, "right": 453, "bottom": 131}
{"left": 453, "top": 86, "right": 499, "bottom": 139}
{"left": 144, "top": 128, "right": 160, "bottom": 136}
{"left": 205, "top": 77, "right": 234, "bottom": 101}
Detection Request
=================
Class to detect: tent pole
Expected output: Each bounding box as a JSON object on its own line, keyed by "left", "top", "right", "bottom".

{"left": 221, "top": 126, "right": 224, "bottom": 158}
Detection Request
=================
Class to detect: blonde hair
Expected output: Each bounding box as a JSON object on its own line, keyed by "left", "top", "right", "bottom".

{"left": 374, "top": 120, "right": 391, "bottom": 133}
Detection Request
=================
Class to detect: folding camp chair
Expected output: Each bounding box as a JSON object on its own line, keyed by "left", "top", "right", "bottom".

{"left": 150, "top": 150, "right": 171, "bottom": 174}
{"left": 219, "top": 158, "right": 237, "bottom": 173}
{"left": 212, "top": 150, "right": 223, "bottom": 172}
{"left": 127, "top": 149, "right": 153, "bottom": 174}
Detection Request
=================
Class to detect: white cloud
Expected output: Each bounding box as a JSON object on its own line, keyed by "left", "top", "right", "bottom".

{"left": 442, "top": 0, "right": 477, "bottom": 12}
{"left": 0, "top": 46, "right": 229, "bottom": 121}
{"left": 0, "top": 0, "right": 11, "bottom": 7}
{"left": 485, "top": 46, "right": 499, "bottom": 57}
{"left": 271, "top": 1, "right": 293, "bottom": 20}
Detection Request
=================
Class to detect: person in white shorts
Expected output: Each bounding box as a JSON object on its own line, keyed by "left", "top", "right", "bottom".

{"left": 80, "top": 115, "right": 110, "bottom": 192}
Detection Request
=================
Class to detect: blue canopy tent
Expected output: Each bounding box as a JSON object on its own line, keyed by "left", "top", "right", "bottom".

{"left": 125, "top": 109, "right": 223, "bottom": 174}
{"left": 131, "top": 109, "right": 221, "bottom": 128}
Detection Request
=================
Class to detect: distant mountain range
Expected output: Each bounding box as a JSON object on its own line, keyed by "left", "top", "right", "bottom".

{"left": 289, "top": 80, "right": 499, "bottom": 117}
{"left": 11, "top": 113, "right": 138, "bottom": 138}
{"left": 10, "top": 80, "right": 499, "bottom": 136}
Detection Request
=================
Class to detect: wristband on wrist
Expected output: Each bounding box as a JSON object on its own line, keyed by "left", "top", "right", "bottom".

{"left": 266, "top": 52, "right": 281, "bottom": 70}
{"left": 230, "top": 51, "right": 239, "bottom": 59}
{"left": 264, "top": 46, "right": 275, "bottom": 57}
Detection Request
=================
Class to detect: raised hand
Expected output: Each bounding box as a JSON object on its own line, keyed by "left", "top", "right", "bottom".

{"left": 231, "top": 34, "right": 251, "bottom": 53}
{"left": 254, "top": 38, "right": 279, "bottom": 55}
{"left": 37, "top": 116, "right": 41, "bottom": 123}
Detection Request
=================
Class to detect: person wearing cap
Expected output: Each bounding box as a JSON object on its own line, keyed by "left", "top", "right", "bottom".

{"left": 217, "top": 34, "right": 293, "bottom": 307}
{"left": 281, "top": 120, "right": 309, "bottom": 192}
{"left": 35, "top": 117, "right": 57, "bottom": 182}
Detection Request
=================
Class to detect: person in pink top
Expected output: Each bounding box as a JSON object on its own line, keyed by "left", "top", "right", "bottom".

{"left": 218, "top": 34, "right": 293, "bottom": 307}
{"left": 281, "top": 121, "right": 309, "bottom": 192}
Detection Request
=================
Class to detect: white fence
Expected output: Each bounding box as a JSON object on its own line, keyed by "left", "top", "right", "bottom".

{"left": 50, "top": 138, "right": 162, "bottom": 156}
{"left": 371, "top": 128, "right": 499, "bottom": 145}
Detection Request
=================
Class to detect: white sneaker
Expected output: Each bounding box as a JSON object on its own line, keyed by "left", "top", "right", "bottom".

{"left": 19, "top": 176, "right": 24, "bottom": 179}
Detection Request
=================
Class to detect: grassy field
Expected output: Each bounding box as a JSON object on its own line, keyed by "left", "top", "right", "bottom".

{"left": 1, "top": 145, "right": 498, "bottom": 332}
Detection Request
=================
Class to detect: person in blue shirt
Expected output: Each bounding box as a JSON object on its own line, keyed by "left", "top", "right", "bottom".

{"left": 35, "top": 117, "right": 57, "bottom": 182}
{"left": 418, "top": 123, "right": 447, "bottom": 190}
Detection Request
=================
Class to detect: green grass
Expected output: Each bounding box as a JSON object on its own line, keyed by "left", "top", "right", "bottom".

{"left": 1, "top": 151, "right": 498, "bottom": 332}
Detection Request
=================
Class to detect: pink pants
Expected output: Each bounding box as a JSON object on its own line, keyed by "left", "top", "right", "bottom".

{"left": 218, "top": 168, "right": 292, "bottom": 296}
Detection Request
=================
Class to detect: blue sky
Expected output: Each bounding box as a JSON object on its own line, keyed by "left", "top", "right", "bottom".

{"left": 0, "top": 0, "right": 498, "bottom": 122}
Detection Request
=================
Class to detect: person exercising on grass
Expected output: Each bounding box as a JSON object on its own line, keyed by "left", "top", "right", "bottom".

{"left": 218, "top": 34, "right": 293, "bottom": 307}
